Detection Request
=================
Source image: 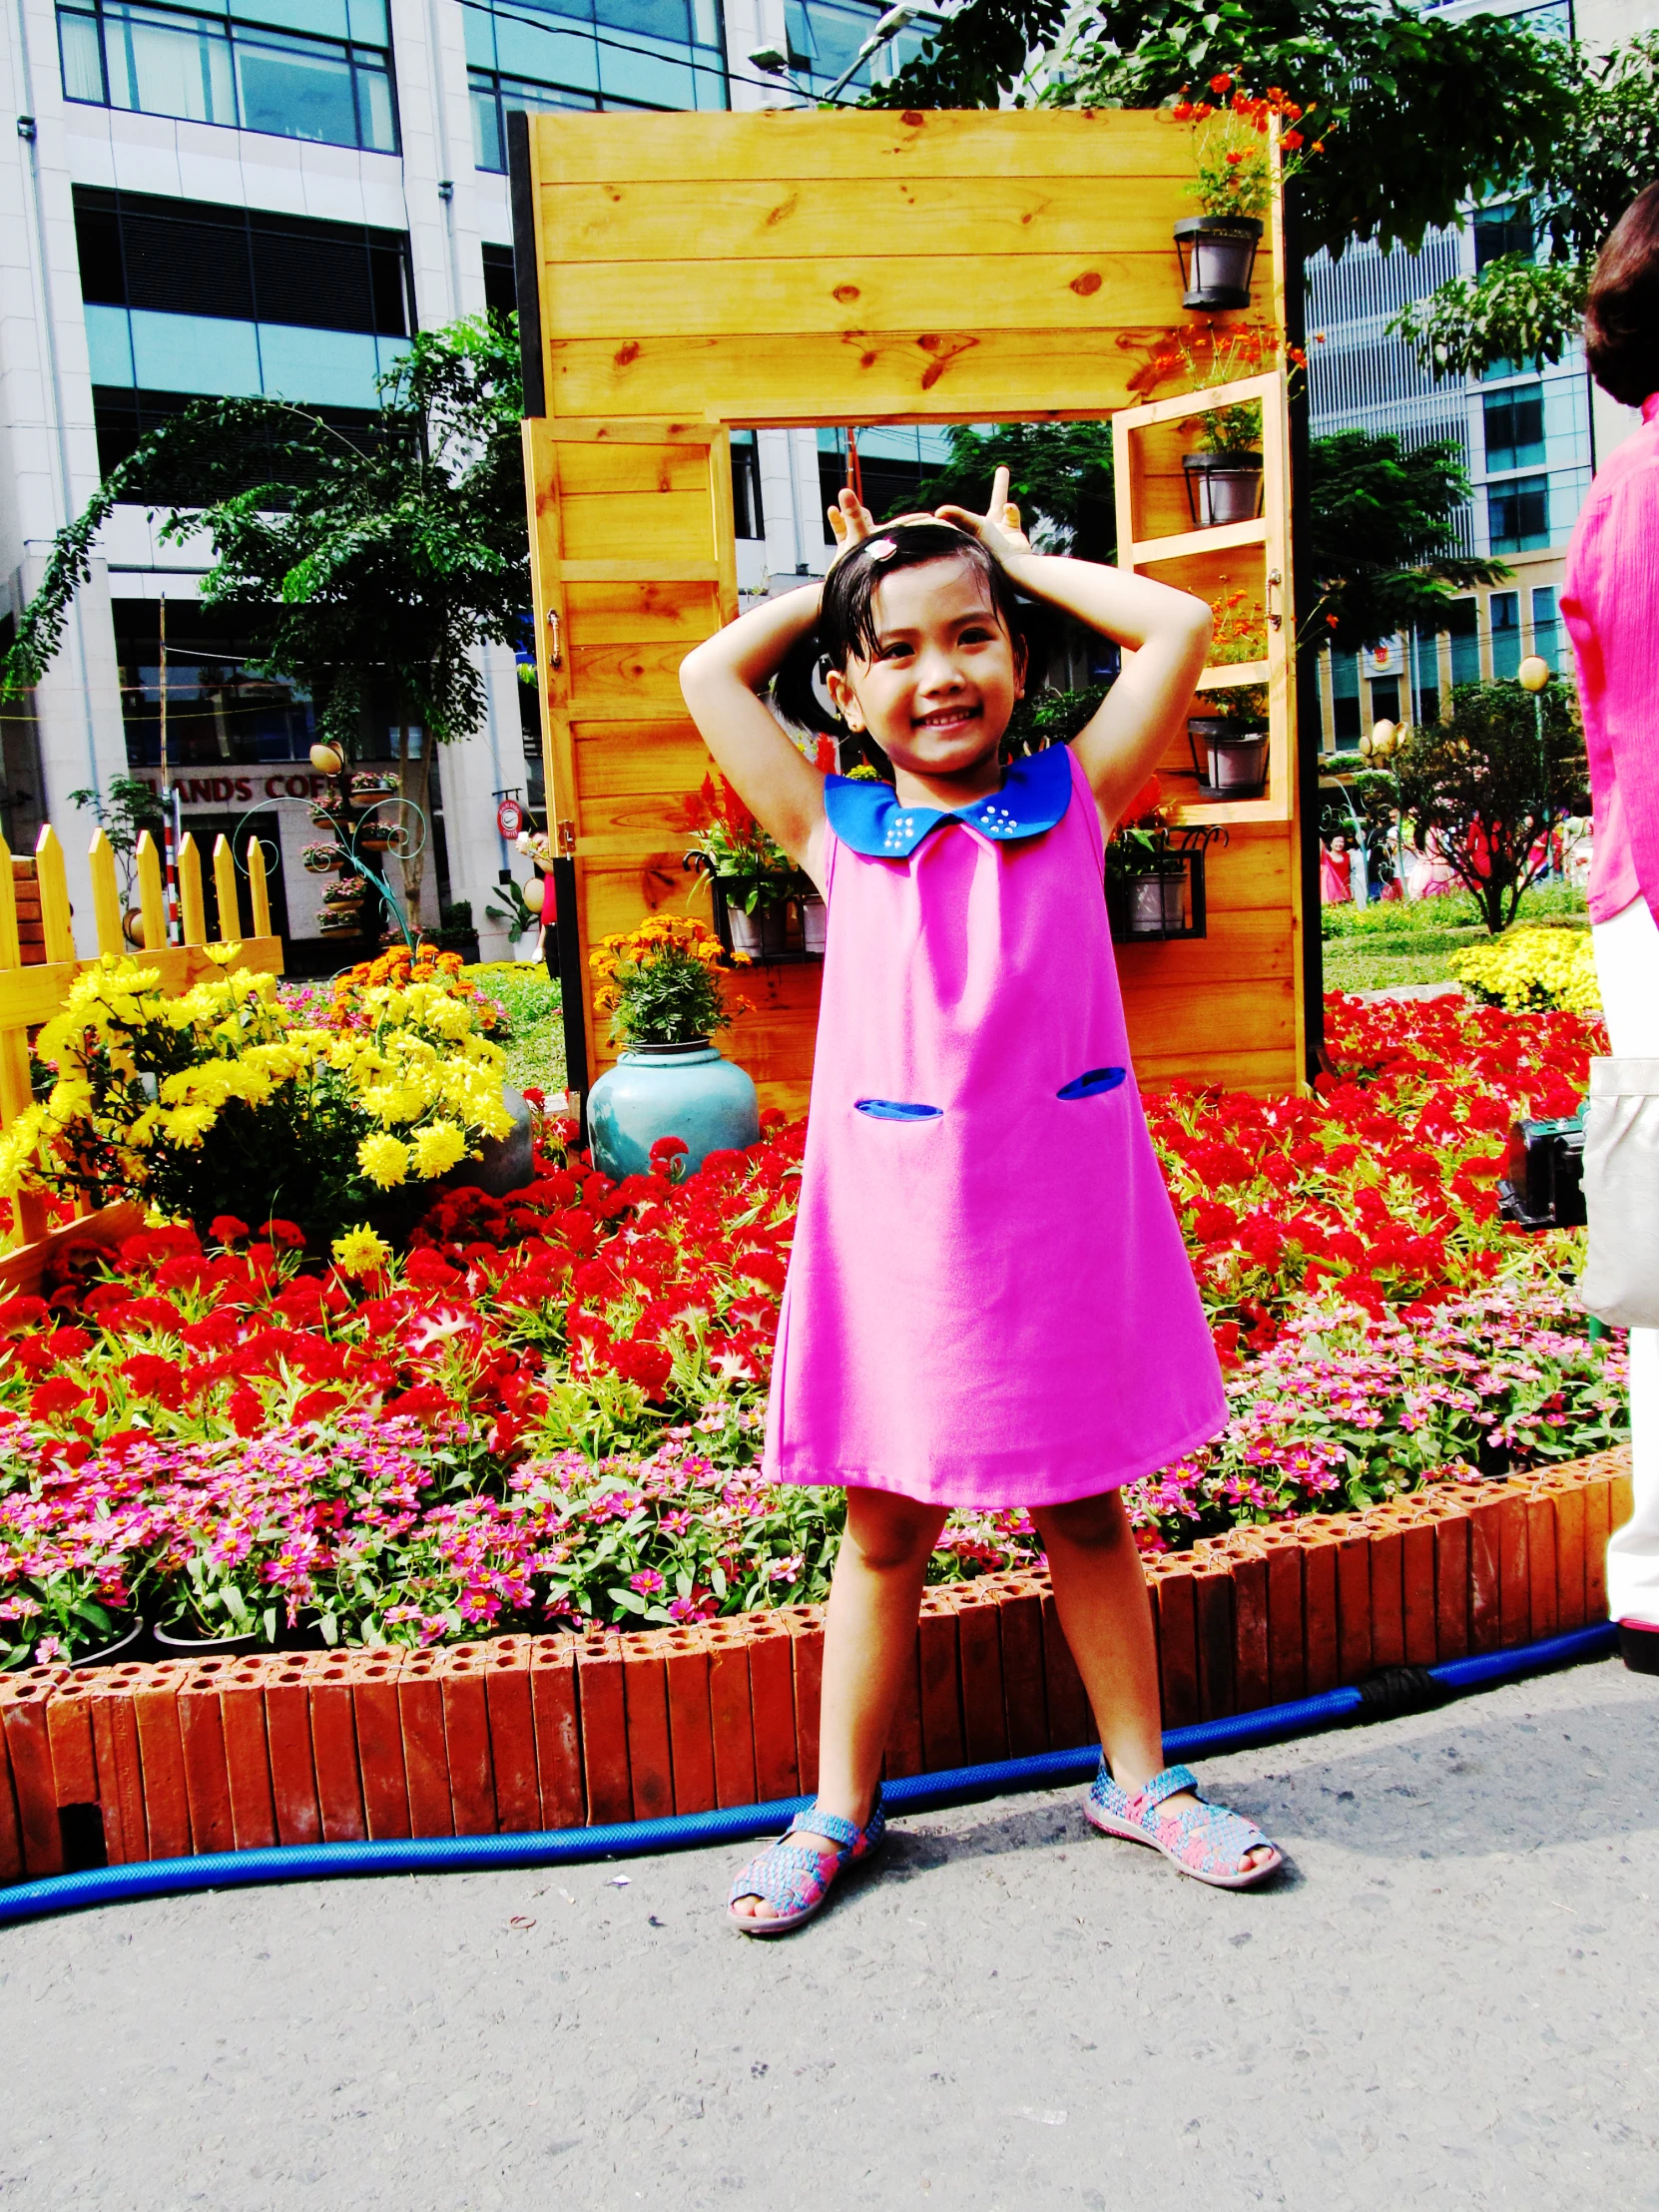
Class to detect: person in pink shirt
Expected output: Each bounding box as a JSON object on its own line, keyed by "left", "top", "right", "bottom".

{"left": 1560, "top": 181, "right": 1659, "bottom": 1657}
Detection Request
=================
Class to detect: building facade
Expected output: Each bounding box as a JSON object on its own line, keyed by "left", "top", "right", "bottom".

{"left": 1, "top": 0, "right": 935, "bottom": 961}
{"left": 1309, "top": 0, "right": 1657, "bottom": 754}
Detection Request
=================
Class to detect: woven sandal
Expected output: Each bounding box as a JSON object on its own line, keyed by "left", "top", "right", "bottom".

{"left": 727, "top": 1791, "right": 886, "bottom": 1937}
{"left": 1085, "top": 1762, "right": 1284, "bottom": 1891}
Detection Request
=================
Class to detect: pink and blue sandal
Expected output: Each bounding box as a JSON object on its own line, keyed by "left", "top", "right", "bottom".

{"left": 727, "top": 1791, "right": 886, "bottom": 1936}
{"left": 1085, "top": 1762, "right": 1284, "bottom": 1890}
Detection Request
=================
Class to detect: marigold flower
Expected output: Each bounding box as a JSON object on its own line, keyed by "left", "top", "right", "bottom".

{"left": 358, "top": 1132, "right": 412, "bottom": 1189}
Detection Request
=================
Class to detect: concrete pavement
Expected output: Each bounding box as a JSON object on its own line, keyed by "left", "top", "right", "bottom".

{"left": 2, "top": 1655, "right": 1655, "bottom": 2211}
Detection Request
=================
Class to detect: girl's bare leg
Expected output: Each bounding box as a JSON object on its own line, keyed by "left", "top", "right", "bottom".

{"left": 731, "top": 1484, "right": 945, "bottom": 1924}
{"left": 1033, "top": 1489, "right": 1272, "bottom": 1870}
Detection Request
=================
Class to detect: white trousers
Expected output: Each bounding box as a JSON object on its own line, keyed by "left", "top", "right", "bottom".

{"left": 1592, "top": 893, "right": 1659, "bottom": 1622}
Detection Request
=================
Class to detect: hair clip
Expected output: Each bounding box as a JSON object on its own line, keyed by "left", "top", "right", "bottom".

{"left": 864, "top": 537, "right": 897, "bottom": 562}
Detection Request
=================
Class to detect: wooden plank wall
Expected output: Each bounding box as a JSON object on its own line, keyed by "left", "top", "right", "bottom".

{"left": 520, "top": 109, "right": 1303, "bottom": 1112}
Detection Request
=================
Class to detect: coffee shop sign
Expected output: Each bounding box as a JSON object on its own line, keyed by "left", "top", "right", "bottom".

{"left": 136, "top": 774, "right": 334, "bottom": 806}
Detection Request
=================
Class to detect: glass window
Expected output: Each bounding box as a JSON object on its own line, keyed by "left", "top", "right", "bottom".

{"left": 1447, "top": 598, "right": 1480, "bottom": 687}
{"left": 57, "top": 0, "right": 397, "bottom": 152}
{"left": 1330, "top": 648, "right": 1360, "bottom": 746}
{"left": 1490, "top": 590, "right": 1521, "bottom": 680}
{"left": 1530, "top": 584, "right": 1560, "bottom": 672}
{"left": 1483, "top": 383, "right": 1545, "bottom": 473}
{"left": 464, "top": 0, "right": 728, "bottom": 170}
{"left": 1410, "top": 627, "right": 1439, "bottom": 728}
{"left": 784, "top": 0, "right": 932, "bottom": 94}
{"left": 1474, "top": 200, "right": 1532, "bottom": 270}
{"left": 1489, "top": 473, "right": 1550, "bottom": 554}
{"left": 1369, "top": 675, "right": 1400, "bottom": 727}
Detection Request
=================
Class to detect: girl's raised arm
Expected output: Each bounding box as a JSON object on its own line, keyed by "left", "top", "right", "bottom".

{"left": 938, "top": 476, "right": 1213, "bottom": 831}
{"left": 679, "top": 491, "right": 877, "bottom": 893}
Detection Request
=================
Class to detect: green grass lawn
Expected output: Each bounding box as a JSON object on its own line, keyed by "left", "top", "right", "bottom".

{"left": 1320, "top": 883, "right": 1588, "bottom": 995}
{"left": 469, "top": 961, "right": 569, "bottom": 1097}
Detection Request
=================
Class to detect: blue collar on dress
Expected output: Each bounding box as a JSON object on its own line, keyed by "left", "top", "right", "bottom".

{"left": 824, "top": 743, "right": 1073, "bottom": 859}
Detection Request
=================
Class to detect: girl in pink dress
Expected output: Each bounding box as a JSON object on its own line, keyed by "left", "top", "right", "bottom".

{"left": 680, "top": 472, "right": 1283, "bottom": 1932}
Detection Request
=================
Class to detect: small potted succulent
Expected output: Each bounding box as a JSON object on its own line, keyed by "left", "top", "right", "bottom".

{"left": 1170, "top": 75, "right": 1326, "bottom": 309}
{"left": 586, "top": 913, "right": 759, "bottom": 1178}
{"left": 1188, "top": 682, "right": 1270, "bottom": 799}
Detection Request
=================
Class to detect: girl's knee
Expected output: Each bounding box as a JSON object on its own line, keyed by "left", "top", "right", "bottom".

{"left": 1034, "top": 1490, "right": 1133, "bottom": 1554}
{"left": 842, "top": 1488, "right": 946, "bottom": 1573}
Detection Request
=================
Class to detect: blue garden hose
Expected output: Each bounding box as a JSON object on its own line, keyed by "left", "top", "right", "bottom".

{"left": 0, "top": 1621, "right": 1619, "bottom": 1929}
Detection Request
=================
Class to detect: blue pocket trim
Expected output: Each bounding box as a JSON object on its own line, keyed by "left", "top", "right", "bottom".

{"left": 853, "top": 1098, "right": 943, "bottom": 1122}
{"left": 1057, "top": 1066, "right": 1127, "bottom": 1100}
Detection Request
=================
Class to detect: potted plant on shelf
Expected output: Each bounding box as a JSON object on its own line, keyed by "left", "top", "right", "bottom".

{"left": 1188, "top": 681, "right": 1270, "bottom": 799}
{"left": 683, "top": 774, "right": 816, "bottom": 959}
{"left": 585, "top": 914, "right": 760, "bottom": 1180}
{"left": 1105, "top": 780, "right": 1188, "bottom": 937}
{"left": 1170, "top": 75, "right": 1327, "bottom": 309}
{"left": 1184, "top": 399, "right": 1264, "bottom": 528}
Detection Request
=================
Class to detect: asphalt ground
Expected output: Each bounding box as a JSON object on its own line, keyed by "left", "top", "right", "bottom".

{"left": 2, "top": 1654, "right": 1655, "bottom": 2211}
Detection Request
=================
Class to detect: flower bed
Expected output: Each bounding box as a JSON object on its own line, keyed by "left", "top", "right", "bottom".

{"left": 0, "top": 992, "right": 1624, "bottom": 1667}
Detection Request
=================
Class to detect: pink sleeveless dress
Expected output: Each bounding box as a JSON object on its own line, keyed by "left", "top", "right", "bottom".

{"left": 762, "top": 744, "right": 1226, "bottom": 1508}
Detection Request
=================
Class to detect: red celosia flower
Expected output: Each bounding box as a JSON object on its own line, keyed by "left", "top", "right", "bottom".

{"left": 29, "top": 1378, "right": 87, "bottom": 1419}
{"left": 210, "top": 1215, "right": 250, "bottom": 1245}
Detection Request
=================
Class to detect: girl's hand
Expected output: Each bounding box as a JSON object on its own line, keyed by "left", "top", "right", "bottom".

{"left": 826, "top": 487, "right": 879, "bottom": 566}
{"left": 934, "top": 464, "right": 1033, "bottom": 565}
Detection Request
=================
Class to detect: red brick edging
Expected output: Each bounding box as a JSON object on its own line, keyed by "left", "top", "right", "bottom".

{"left": 0, "top": 1449, "right": 1632, "bottom": 1886}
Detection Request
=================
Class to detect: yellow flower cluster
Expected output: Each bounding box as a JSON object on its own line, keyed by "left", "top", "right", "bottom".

{"left": 588, "top": 913, "right": 734, "bottom": 1018}
{"left": 0, "top": 949, "right": 513, "bottom": 1202}
{"left": 1450, "top": 925, "right": 1601, "bottom": 1014}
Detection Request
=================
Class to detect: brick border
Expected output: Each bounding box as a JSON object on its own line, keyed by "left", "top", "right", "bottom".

{"left": 0, "top": 1449, "right": 1633, "bottom": 1886}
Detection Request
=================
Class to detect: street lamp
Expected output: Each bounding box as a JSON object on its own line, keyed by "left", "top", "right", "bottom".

{"left": 1518, "top": 654, "right": 1552, "bottom": 880}
{"left": 750, "top": 5, "right": 917, "bottom": 103}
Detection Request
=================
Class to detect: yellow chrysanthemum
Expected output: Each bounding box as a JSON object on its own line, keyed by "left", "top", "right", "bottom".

{"left": 330, "top": 1223, "right": 392, "bottom": 1278}
{"left": 411, "top": 1120, "right": 470, "bottom": 1178}
{"left": 357, "top": 1131, "right": 411, "bottom": 1188}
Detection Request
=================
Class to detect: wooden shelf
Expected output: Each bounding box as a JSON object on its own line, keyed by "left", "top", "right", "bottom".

{"left": 1194, "top": 660, "right": 1270, "bottom": 692}
{"left": 1129, "top": 517, "right": 1267, "bottom": 567}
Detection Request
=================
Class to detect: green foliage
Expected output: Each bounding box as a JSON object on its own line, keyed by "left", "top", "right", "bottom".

{"left": 1391, "top": 33, "right": 1659, "bottom": 377}
{"left": 907, "top": 419, "right": 1117, "bottom": 561}
{"left": 1391, "top": 258, "right": 1590, "bottom": 381}
{"left": 1319, "top": 767, "right": 1400, "bottom": 876}
{"left": 1003, "top": 683, "right": 1110, "bottom": 755}
{"left": 1393, "top": 681, "right": 1590, "bottom": 936}
{"left": 1308, "top": 431, "right": 1507, "bottom": 654}
{"left": 67, "top": 776, "right": 164, "bottom": 905}
{"left": 3, "top": 315, "right": 527, "bottom": 759}
{"left": 874, "top": 0, "right": 1578, "bottom": 260}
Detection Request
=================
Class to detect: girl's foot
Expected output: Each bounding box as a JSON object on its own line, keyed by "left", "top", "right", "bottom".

{"left": 728, "top": 1794, "right": 885, "bottom": 1936}
{"left": 1086, "top": 1762, "right": 1284, "bottom": 1889}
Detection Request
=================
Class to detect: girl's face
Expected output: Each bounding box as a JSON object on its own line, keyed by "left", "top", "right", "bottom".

{"left": 825, "top": 556, "right": 1025, "bottom": 783}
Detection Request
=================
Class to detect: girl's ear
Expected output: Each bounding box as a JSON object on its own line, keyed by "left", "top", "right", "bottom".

{"left": 825, "top": 666, "right": 866, "bottom": 732}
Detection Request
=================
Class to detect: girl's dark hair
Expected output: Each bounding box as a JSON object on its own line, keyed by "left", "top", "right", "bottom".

{"left": 773, "top": 519, "right": 1045, "bottom": 742}
{"left": 1585, "top": 182, "right": 1659, "bottom": 408}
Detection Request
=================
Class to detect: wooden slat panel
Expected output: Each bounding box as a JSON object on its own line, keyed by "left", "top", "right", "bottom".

{"left": 247, "top": 839, "right": 273, "bottom": 937}
{"left": 177, "top": 833, "right": 206, "bottom": 947}
{"left": 552, "top": 441, "right": 715, "bottom": 496}
{"left": 1130, "top": 1045, "right": 1298, "bottom": 1096}
{"left": 557, "top": 489, "right": 714, "bottom": 565}
{"left": 89, "top": 830, "right": 125, "bottom": 954}
{"left": 136, "top": 831, "right": 166, "bottom": 951}
{"left": 546, "top": 256, "right": 1217, "bottom": 343}
{"left": 1122, "top": 975, "right": 1297, "bottom": 1056}
{"left": 35, "top": 829, "right": 75, "bottom": 964}
{"left": 542, "top": 177, "right": 1212, "bottom": 264}
{"left": 547, "top": 334, "right": 1157, "bottom": 426}
{"left": 0, "top": 939, "right": 285, "bottom": 1031}
{"left": 574, "top": 722, "right": 714, "bottom": 799}
{"left": 567, "top": 641, "right": 699, "bottom": 717}
{"left": 564, "top": 579, "right": 722, "bottom": 649}
{"left": 213, "top": 835, "right": 242, "bottom": 941}
{"left": 528, "top": 109, "right": 1210, "bottom": 185}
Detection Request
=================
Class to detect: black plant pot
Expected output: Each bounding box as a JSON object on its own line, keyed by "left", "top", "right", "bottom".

{"left": 152, "top": 1620, "right": 262, "bottom": 1658}
{"left": 1182, "top": 451, "right": 1264, "bottom": 528}
{"left": 369, "top": 1085, "right": 538, "bottom": 1243}
{"left": 1173, "top": 215, "right": 1262, "bottom": 309}
{"left": 1187, "top": 718, "right": 1269, "bottom": 799}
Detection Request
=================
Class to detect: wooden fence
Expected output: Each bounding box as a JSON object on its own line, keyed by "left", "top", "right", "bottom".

{"left": 0, "top": 824, "right": 284, "bottom": 1289}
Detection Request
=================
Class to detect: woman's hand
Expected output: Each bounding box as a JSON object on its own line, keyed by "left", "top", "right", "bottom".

{"left": 826, "top": 487, "right": 880, "bottom": 565}
{"left": 934, "top": 464, "right": 1034, "bottom": 565}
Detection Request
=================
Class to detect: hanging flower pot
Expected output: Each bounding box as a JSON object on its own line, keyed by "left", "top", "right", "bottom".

{"left": 1126, "top": 869, "right": 1187, "bottom": 935}
{"left": 1182, "top": 450, "right": 1264, "bottom": 528}
{"left": 725, "top": 901, "right": 765, "bottom": 958}
{"left": 301, "top": 842, "right": 338, "bottom": 874}
{"left": 1173, "top": 215, "right": 1262, "bottom": 309}
{"left": 1188, "top": 712, "right": 1270, "bottom": 799}
{"left": 350, "top": 770, "right": 400, "bottom": 800}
